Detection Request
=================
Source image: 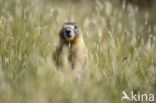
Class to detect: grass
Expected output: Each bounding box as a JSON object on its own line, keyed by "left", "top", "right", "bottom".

{"left": 0, "top": 0, "right": 156, "bottom": 103}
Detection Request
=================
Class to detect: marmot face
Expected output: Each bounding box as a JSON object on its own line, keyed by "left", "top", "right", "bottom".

{"left": 60, "top": 22, "right": 80, "bottom": 41}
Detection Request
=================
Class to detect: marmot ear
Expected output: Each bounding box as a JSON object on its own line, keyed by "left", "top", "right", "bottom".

{"left": 76, "top": 24, "right": 79, "bottom": 29}
{"left": 63, "top": 23, "right": 66, "bottom": 27}
{"left": 77, "top": 24, "right": 79, "bottom": 28}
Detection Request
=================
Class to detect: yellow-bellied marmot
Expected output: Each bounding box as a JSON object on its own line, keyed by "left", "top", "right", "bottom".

{"left": 53, "top": 22, "right": 88, "bottom": 78}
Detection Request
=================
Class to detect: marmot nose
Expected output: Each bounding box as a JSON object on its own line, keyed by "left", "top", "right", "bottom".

{"left": 66, "top": 30, "right": 71, "bottom": 34}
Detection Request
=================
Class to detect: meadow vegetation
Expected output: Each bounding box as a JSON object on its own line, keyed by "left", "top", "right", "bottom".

{"left": 0, "top": 0, "right": 156, "bottom": 103}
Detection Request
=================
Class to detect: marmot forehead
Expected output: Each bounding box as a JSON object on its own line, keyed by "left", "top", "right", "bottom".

{"left": 63, "top": 22, "right": 79, "bottom": 29}
{"left": 64, "top": 22, "right": 78, "bottom": 26}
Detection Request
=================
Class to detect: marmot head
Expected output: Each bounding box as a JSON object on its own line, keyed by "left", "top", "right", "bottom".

{"left": 59, "top": 22, "right": 81, "bottom": 42}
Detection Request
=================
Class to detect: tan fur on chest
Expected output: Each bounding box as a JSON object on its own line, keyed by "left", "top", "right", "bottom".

{"left": 54, "top": 36, "right": 86, "bottom": 70}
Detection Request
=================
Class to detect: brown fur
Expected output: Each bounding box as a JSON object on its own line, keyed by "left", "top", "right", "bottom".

{"left": 53, "top": 23, "right": 88, "bottom": 78}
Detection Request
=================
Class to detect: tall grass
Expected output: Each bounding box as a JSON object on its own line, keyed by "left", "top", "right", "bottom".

{"left": 0, "top": 0, "right": 156, "bottom": 103}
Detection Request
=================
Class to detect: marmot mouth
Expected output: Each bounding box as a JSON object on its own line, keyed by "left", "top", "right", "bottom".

{"left": 64, "top": 32, "right": 75, "bottom": 41}
{"left": 64, "top": 37, "right": 74, "bottom": 41}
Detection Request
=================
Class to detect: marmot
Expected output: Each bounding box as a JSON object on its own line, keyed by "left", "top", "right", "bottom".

{"left": 53, "top": 22, "right": 88, "bottom": 78}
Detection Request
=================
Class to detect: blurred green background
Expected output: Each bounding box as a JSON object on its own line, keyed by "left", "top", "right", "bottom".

{"left": 0, "top": 0, "right": 156, "bottom": 103}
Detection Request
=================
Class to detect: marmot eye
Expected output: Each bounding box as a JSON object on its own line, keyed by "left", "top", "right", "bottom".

{"left": 74, "top": 26, "right": 77, "bottom": 29}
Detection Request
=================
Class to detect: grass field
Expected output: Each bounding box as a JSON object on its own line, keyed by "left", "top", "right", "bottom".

{"left": 0, "top": 0, "right": 156, "bottom": 103}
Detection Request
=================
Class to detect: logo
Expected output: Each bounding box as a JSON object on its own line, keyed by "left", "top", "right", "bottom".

{"left": 122, "top": 91, "right": 154, "bottom": 102}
